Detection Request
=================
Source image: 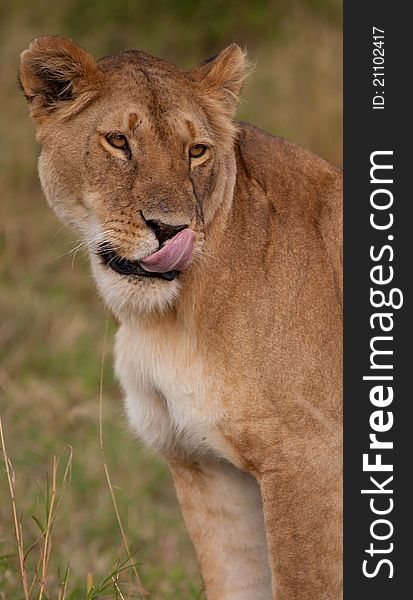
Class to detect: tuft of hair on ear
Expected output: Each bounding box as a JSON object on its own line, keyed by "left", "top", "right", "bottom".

{"left": 188, "top": 44, "right": 253, "bottom": 145}
{"left": 19, "top": 36, "right": 100, "bottom": 123}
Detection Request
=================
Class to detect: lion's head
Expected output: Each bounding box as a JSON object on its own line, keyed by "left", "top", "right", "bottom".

{"left": 19, "top": 36, "right": 249, "bottom": 314}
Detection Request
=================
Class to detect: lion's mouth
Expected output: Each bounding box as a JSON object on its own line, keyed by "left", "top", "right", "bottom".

{"left": 98, "top": 243, "right": 178, "bottom": 281}
{"left": 98, "top": 229, "right": 196, "bottom": 282}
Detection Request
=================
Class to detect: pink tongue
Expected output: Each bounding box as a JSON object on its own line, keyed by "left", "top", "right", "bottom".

{"left": 139, "top": 229, "right": 195, "bottom": 273}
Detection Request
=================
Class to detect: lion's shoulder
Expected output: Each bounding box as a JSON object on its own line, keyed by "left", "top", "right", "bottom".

{"left": 235, "top": 122, "right": 341, "bottom": 221}
{"left": 235, "top": 121, "right": 342, "bottom": 302}
{"left": 236, "top": 122, "right": 341, "bottom": 196}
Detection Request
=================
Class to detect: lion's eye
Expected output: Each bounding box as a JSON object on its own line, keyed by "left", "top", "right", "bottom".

{"left": 106, "top": 133, "right": 128, "bottom": 150}
{"left": 189, "top": 144, "right": 208, "bottom": 159}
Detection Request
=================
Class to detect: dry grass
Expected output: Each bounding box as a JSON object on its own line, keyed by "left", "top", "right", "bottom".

{"left": 0, "top": 415, "right": 31, "bottom": 600}
{"left": 1, "top": 411, "right": 146, "bottom": 599}
{"left": 0, "top": 415, "right": 74, "bottom": 599}
{"left": 1, "top": 1, "right": 341, "bottom": 598}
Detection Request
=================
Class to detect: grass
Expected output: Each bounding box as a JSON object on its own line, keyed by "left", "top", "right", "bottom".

{"left": 0, "top": 359, "right": 204, "bottom": 598}
{"left": 0, "top": 435, "right": 145, "bottom": 600}
{"left": 0, "top": 1, "right": 342, "bottom": 598}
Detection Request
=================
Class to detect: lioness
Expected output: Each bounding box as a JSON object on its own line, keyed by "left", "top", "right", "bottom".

{"left": 19, "top": 36, "right": 342, "bottom": 599}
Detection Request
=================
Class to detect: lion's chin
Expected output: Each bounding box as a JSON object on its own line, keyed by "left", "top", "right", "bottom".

{"left": 90, "top": 255, "right": 181, "bottom": 318}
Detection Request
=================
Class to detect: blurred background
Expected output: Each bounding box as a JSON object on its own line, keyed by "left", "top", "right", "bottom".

{"left": 0, "top": 1, "right": 342, "bottom": 598}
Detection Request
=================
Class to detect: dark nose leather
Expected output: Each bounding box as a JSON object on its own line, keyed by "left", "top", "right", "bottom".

{"left": 145, "top": 219, "right": 188, "bottom": 245}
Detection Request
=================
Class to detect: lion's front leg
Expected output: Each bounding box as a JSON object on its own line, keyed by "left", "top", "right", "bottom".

{"left": 258, "top": 449, "right": 342, "bottom": 600}
{"left": 169, "top": 459, "right": 272, "bottom": 600}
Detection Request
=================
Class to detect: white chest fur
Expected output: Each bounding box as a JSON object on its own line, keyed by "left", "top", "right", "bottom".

{"left": 114, "top": 319, "right": 232, "bottom": 461}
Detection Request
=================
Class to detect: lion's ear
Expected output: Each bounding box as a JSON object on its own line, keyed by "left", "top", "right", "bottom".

{"left": 19, "top": 36, "right": 100, "bottom": 123}
{"left": 189, "top": 44, "right": 251, "bottom": 117}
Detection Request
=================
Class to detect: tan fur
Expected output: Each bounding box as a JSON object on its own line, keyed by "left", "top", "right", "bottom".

{"left": 20, "top": 36, "right": 342, "bottom": 599}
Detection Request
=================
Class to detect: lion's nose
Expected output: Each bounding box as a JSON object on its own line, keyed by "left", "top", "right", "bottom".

{"left": 144, "top": 218, "right": 189, "bottom": 245}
